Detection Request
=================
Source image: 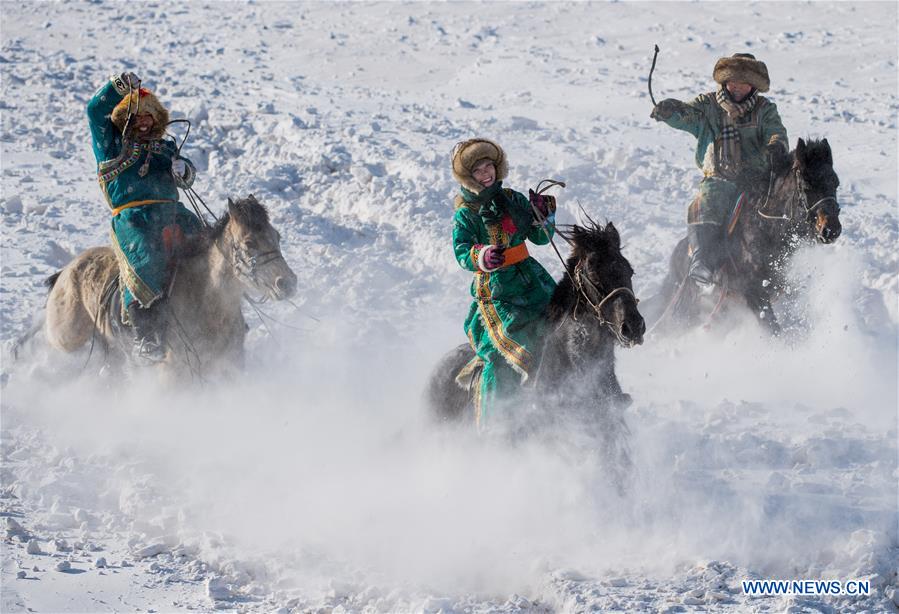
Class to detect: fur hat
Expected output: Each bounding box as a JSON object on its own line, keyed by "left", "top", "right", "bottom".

{"left": 713, "top": 53, "right": 770, "bottom": 93}
{"left": 110, "top": 88, "right": 169, "bottom": 139}
{"left": 451, "top": 138, "right": 509, "bottom": 194}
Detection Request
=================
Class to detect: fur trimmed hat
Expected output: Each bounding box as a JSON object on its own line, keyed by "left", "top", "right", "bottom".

{"left": 110, "top": 88, "right": 169, "bottom": 139}
{"left": 713, "top": 53, "right": 770, "bottom": 93}
{"left": 451, "top": 138, "right": 509, "bottom": 194}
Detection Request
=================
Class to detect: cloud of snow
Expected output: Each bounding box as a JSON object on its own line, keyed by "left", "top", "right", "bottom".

{"left": 4, "top": 243, "right": 895, "bottom": 595}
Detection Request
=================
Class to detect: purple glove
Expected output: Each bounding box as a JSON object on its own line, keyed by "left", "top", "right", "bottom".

{"left": 528, "top": 190, "right": 555, "bottom": 218}
{"left": 481, "top": 245, "right": 506, "bottom": 270}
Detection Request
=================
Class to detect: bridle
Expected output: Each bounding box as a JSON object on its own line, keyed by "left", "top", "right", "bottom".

{"left": 758, "top": 166, "right": 840, "bottom": 223}
{"left": 525, "top": 179, "right": 641, "bottom": 337}
{"left": 227, "top": 237, "right": 284, "bottom": 292}
{"left": 572, "top": 260, "right": 639, "bottom": 334}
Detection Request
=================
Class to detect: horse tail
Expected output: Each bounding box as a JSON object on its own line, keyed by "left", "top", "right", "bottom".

{"left": 10, "top": 316, "right": 45, "bottom": 363}
{"left": 45, "top": 271, "right": 61, "bottom": 290}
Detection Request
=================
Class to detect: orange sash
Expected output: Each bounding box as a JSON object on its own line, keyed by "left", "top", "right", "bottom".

{"left": 500, "top": 242, "right": 529, "bottom": 267}
{"left": 111, "top": 199, "right": 175, "bottom": 216}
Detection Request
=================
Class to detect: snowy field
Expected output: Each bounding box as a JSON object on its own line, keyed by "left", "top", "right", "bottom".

{"left": 1, "top": 1, "right": 897, "bottom": 612}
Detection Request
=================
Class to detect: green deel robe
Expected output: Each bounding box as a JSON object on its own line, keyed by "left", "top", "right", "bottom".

{"left": 87, "top": 77, "right": 201, "bottom": 308}
{"left": 659, "top": 91, "right": 788, "bottom": 226}
{"left": 452, "top": 183, "right": 557, "bottom": 428}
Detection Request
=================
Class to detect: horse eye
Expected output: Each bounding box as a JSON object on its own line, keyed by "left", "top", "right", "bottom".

{"left": 244, "top": 240, "right": 258, "bottom": 250}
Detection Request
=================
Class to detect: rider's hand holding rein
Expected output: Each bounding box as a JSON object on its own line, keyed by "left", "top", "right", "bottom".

{"left": 120, "top": 72, "right": 140, "bottom": 89}
{"left": 481, "top": 245, "right": 506, "bottom": 271}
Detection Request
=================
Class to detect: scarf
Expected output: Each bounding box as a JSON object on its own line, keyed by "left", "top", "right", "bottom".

{"left": 460, "top": 182, "right": 533, "bottom": 238}
{"left": 715, "top": 87, "right": 758, "bottom": 178}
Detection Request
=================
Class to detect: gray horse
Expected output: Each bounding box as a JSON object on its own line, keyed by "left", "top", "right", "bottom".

{"left": 43, "top": 195, "right": 296, "bottom": 381}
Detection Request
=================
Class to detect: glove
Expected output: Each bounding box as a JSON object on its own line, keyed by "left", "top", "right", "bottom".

{"left": 767, "top": 142, "right": 790, "bottom": 173}
{"left": 171, "top": 159, "right": 187, "bottom": 178}
{"left": 650, "top": 98, "right": 685, "bottom": 121}
{"left": 528, "top": 189, "right": 556, "bottom": 218}
{"left": 481, "top": 245, "right": 506, "bottom": 270}
{"left": 120, "top": 72, "right": 141, "bottom": 89}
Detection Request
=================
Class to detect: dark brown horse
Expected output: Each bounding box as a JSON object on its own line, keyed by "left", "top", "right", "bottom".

{"left": 427, "top": 222, "right": 644, "bottom": 488}
{"left": 647, "top": 138, "right": 842, "bottom": 335}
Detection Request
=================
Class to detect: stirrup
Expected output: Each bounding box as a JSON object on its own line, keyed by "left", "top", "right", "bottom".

{"left": 689, "top": 265, "right": 718, "bottom": 296}
{"left": 688, "top": 262, "right": 714, "bottom": 285}
{"left": 132, "top": 338, "right": 166, "bottom": 365}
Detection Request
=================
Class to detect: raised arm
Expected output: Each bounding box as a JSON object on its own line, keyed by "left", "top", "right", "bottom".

{"left": 650, "top": 94, "right": 708, "bottom": 138}
{"left": 86, "top": 74, "right": 131, "bottom": 163}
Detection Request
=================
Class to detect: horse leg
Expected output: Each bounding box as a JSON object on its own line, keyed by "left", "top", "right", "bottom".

{"left": 424, "top": 343, "right": 476, "bottom": 424}
{"left": 45, "top": 247, "right": 119, "bottom": 353}
{"left": 643, "top": 237, "right": 691, "bottom": 333}
{"left": 744, "top": 290, "right": 781, "bottom": 335}
{"left": 45, "top": 266, "right": 95, "bottom": 352}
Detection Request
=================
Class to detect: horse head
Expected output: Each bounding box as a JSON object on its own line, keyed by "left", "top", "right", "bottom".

{"left": 794, "top": 138, "right": 842, "bottom": 244}
{"left": 566, "top": 221, "right": 645, "bottom": 347}
{"left": 214, "top": 195, "right": 297, "bottom": 300}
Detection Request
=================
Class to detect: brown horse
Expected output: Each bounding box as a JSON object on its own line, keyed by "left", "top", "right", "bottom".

{"left": 646, "top": 138, "right": 843, "bottom": 335}
{"left": 44, "top": 195, "right": 297, "bottom": 381}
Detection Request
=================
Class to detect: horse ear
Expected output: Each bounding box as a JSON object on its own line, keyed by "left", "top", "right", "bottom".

{"left": 248, "top": 193, "right": 257, "bottom": 203}
{"left": 822, "top": 138, "right": 833, "bottom": 165}
{"left": 605, "top": 221, "right": 620, "bottom": 248}
{"left": 227, "top": 198, "right": 237, "bottom": 216}
{"left": 795, "top": 138, "right": 807, "bottom": 161}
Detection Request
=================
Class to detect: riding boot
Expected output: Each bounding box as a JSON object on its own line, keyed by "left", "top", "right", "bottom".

{"left": 687, "top": 223, "right": 724, "bottom": 287}
{"left": 127, "top": 300, "right": 167, "bottom": 365}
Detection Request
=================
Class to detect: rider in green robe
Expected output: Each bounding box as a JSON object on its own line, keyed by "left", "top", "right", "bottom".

{"left": 650, "top": 53, "right": 789, "bottom": 287}
{"left": 87, "top": 72, "right": 202, "bottom": 363}
{"left": 451, "top": 139, "right": 558, "bottom": 429}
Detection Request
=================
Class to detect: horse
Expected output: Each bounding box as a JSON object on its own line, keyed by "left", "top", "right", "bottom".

{"left": 43, "top": 195, "right": 297, "bottom": 381}
{"left": 426, "top": 221, "right": 645, "bottom": 484}
{"left": 646, "top": 137, "right": 842, "bottom": 335}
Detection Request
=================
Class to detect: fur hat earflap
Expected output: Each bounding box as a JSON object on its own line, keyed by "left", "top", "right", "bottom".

{"left": 111, "top": 88, "right": 169, "bottom": 139}
{"left": 451, "top": 138, "right": 509, "bottom": 194}
{"left": 713, "top": 53, "right": 770, "bottom": 93}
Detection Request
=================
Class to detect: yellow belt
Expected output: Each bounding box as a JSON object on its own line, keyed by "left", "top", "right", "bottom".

{"left": 111, "top": 199, "right": 175, "bottom": 216}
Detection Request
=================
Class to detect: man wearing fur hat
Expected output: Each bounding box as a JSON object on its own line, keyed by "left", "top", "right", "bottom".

{"left": 451, "top": 138, "right": 557, "bottom": 428}
{"left": 87, "top": 72, "right": 202, "bottom": 364}
{"left": 650, "top": 53, "right": 789, "bottom": 287}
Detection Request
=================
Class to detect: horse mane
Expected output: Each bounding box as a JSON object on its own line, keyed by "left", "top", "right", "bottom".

{"left": 800, "top": 138, "right": 832, "bottom": 165}
{"left": 179, "top": 195, "right": 271, "bottom": 259}
{"left": 210, "top": 195, "right": 271, "bottom": 240}
{"left": 547, "top": 221, "right": 624, "bottom": 322}
{"left": 796, "top": 138, "right": 838, "bottom": 189}
{"left": 736, "top": 137, "right": 836, "bottom": 195}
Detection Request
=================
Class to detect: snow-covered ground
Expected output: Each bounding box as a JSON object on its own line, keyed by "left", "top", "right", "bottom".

{"left": 2, "top": 1, "right": 897, "bottom": 612}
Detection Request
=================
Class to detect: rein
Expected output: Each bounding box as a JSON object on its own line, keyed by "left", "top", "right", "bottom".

{"left": 527, "top": 179, "right": 640, "bottom": 333}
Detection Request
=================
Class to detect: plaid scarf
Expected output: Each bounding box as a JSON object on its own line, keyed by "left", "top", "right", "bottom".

{"left": 715, "top": 88, "right": 758, "bottom": 177}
